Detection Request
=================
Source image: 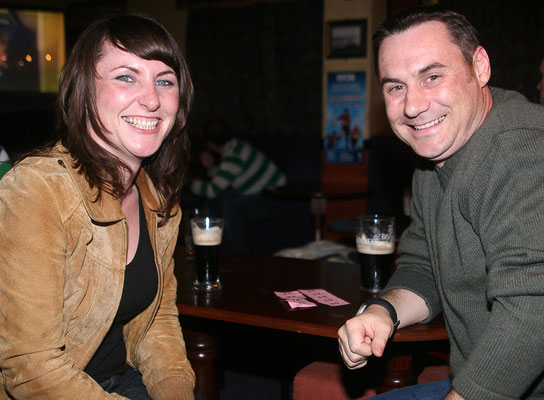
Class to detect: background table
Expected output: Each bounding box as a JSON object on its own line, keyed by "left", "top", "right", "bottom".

{"left": 175, "top": 248, "right": 448, "bottom": 398}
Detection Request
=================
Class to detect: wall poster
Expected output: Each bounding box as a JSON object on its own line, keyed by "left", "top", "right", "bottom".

{"left": 324, "top": 71, "right": 365, "bottom": 163}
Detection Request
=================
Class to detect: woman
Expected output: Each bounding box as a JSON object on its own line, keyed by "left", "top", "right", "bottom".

{"left": 0, "top": 14, "right": 195, "bottom": 399}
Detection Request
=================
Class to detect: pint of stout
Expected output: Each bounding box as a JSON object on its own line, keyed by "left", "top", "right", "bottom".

{"left": 190, "top": 217, "right": 224, "bottom": 292}
{"left": 356, "top": 216, "right": 395, "bottom": 293}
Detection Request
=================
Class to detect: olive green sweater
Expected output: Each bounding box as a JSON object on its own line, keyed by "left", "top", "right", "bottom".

{"left": 386, "top": 88, "right": 544, "bottom": 399}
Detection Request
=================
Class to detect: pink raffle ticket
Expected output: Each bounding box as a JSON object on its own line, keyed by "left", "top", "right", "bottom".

{"left": 274, "top": 289, "right": 349, "bottom": 309}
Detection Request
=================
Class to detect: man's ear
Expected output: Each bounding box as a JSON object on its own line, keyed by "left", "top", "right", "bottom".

{"left": 472, "top": 46, "right": 491, "bottom": 87}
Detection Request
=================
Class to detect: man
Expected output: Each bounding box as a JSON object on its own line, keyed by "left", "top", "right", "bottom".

{"left": 537, "top": 55, "right": 544, "bottom": 105}
{"left": 189, "top": 120, "right": 286, "bottom": 199}
{"left": 186, "top": 120, "right": 287, "bottom": 253}
{"left": 338, "top": 6, "right": 544, "bottom": 400}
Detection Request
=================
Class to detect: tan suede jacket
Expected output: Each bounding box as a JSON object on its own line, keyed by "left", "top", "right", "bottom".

{"left": 0, "top": 144, "right": 195, "bottom": 399}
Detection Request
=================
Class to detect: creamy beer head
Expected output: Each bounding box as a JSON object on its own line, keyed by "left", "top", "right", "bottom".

{"left": 356, "top": 237, "right": 394, "bottom": 255}
{"left": 192, "top": 226, "right": 222, "bottom": 246}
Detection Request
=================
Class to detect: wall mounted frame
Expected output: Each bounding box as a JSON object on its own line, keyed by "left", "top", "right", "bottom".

{"left": 326, "top": 19, "right": 367, "bottom": 59}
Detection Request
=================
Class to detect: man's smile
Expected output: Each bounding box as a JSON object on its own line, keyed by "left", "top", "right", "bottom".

{"left": 412, "top": 115, "right": 446, "bottom": 130}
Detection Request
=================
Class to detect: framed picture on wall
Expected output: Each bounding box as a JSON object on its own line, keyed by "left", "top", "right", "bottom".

{"left": 326, "top": 19, "right": 367, "bottom": 59}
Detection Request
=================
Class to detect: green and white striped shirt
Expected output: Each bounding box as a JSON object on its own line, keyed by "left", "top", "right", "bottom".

{"left": 0, "top": 146, "right": 11, "bottom": 180}
{"left": 190, "top": 138, "right": 286, "bottom": 199}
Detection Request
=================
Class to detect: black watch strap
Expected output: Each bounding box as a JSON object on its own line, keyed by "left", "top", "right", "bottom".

{"left": 356, "top": 298, "right": 400, "bottom": 332}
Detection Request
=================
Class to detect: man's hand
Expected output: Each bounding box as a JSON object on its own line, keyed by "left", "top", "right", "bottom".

{"left": 338, "top": 304, "right": 395, "bottom": 369}
{"left": 338, "top": 289, "right": 431, "bottom": 370}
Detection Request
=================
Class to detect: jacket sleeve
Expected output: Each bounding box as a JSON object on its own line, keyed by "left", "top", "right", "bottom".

{"left": 384, "top": 171, "right": 442, "bottom": 321}
{"left": 133, "top": 216, "right": 196, "bottom": 400}
{"left": 0, "top": 165, "right": 126, "bottom": 399}
{"left": 452, "top": 133, "right": 544, "bottom": 399}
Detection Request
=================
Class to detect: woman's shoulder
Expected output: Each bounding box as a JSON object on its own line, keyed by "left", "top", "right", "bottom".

{"left": 0, "top": 147, "right": 84, "bottom": 213}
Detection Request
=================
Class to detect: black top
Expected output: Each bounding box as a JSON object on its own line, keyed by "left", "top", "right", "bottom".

{"left": 85, "top": 188, "right": 158, "bottom": 383}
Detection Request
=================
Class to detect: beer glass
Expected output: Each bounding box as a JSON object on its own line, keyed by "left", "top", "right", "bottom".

{"left": 356, "top": 215, "right": 395, "bottom": 293}
{"left": 183, "top": 208, "right": 200, "bottom": 261}
{"left": 190, "top": 216, "right": 224, "bottom": 292}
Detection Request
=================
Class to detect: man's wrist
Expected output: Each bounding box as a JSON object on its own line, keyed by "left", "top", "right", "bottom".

{"left": 357, "top": 298, "right": 400, "bottom": 332}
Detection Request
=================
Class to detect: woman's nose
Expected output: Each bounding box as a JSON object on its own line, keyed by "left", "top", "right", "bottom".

{"left": 138, "top": 83, "right": 160, "bottom": 111}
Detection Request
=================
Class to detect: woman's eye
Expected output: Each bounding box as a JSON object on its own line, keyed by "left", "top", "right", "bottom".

{"left": 156, "top": 79, "right": 175, "bottom": 87}
{"left": 115, "top": 75, "right": 133, "bottom": 82}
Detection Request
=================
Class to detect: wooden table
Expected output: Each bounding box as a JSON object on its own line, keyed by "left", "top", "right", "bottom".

{"left": 175, "top": 248, "right": 447, "bottom": 399}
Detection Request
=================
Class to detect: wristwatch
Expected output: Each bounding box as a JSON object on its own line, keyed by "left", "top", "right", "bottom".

{"left": 356, "top": 297, "right": 400, "bottom": 333}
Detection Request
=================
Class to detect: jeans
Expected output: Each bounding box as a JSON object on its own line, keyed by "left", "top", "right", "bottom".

{"left": 100, "top": 368, "right": 152, "bottom": 399}
{"left": 99, "top": 368, "right": 207, "bottom": 400}
{"left": 367, "top": 379, "right": 452, "bottom": 400}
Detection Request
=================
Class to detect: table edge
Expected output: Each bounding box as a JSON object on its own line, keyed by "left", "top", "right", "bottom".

{"left": 178, "top": 304, "right": 448, "bottom": 342}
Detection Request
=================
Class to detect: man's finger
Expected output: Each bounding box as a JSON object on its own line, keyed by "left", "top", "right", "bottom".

{"left": 370, "top": 323, "right": 392, "bottom": 357}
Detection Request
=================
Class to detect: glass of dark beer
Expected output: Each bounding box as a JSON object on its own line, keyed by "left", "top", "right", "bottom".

{"left": 183, "top": 208, "right": 200, "bottom": 262}
{"left": 356, "top": 215, "right": 395, "bottom": 293}
{"left": 190, "top": 216, "right": 224, "bottom": 292}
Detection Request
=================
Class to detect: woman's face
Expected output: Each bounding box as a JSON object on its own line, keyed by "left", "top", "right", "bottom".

{"left": 91, "top": 41, "right": 179, "bottom": 172}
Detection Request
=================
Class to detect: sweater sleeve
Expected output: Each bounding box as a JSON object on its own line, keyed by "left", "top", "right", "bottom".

{"left": 384, "top": 171, "right": 442, "bottom": 321}
{"left": 189, "top": 153, "right": 243, "bottom": 199}
{"left": 453, "top": 130, "right": 544, "bottom": 399}
{"left": 0, "top": 166, "right": 127, "bottom": 399}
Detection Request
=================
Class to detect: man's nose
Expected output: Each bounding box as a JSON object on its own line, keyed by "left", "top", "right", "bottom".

{"left": 403, "top": 86, "right": 430, "bottom": 118}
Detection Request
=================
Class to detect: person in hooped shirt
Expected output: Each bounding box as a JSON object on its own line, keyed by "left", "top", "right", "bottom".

{"left": 0, "top": 146, "right": 10, "bottom": 180}
{"left": 189, "top": 120, "right": 286, "bottom": 200}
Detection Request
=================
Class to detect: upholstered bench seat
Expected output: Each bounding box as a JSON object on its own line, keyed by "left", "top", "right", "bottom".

{"left": 293, "top": 361, "right": 450, "bottom": 400}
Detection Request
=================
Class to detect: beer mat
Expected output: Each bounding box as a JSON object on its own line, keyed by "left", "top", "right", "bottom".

{"left": 274, "top": 289, "right": 348, "bottom": 309}
{"left": 274, "top": 291, "right": 317, "bottom": 309}
{"left": 286, "top": 298, "right": 318, "bottom": 309}
{"left": 274, "top": 290, "right": 306, "bottom": 300}
{"left": 299, "top": 289, "right": 349, "bottom": 306}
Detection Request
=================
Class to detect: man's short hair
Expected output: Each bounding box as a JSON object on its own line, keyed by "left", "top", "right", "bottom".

{"left": 372, "top": 6, "right": 481, "bottom": 77}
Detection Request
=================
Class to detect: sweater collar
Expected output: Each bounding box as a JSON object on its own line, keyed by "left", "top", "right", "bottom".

{"left": 435, "top": 87, "right": 505, "bottom": 185}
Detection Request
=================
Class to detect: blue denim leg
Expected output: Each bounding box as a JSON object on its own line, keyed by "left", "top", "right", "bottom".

{"left": 100, "top": 368, "right": 152, "bottom": 400}
{"left": 367, "top": 379, "right": 452, "bottom": 400}
{"left": 100, "top": 368, "right": 206, "bottom": 399}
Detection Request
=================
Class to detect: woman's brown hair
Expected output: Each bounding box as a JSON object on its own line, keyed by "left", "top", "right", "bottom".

{"left": 58, "top": 13, "right": 193, "bottom": 224}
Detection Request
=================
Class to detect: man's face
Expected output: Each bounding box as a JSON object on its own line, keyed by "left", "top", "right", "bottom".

{"left": 378, "top": 21, "right": 491, "bottom": 166}
{"left": 538, "top": 57, "right": 544, "bottom": 105}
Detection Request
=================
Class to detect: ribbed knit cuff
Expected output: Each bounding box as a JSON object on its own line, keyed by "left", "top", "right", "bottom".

{"left": 148, "top": 376, "right": 195, "bottom": 400}
{"left": 453, "top": 373, "right": 512, "bottom": 400}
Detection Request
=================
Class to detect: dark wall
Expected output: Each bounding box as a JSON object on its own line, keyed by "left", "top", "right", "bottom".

{"left": 440, "top": 0, "right": 543, "bottom": 103}
{"left": 3, "top": 0, "right": 542, "bottom": 159}
{"left": 0, "top": 93, "right": 57, "bottom": 158}
{"left": 185, "top": 0, "right": 323, "bottom": 139}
